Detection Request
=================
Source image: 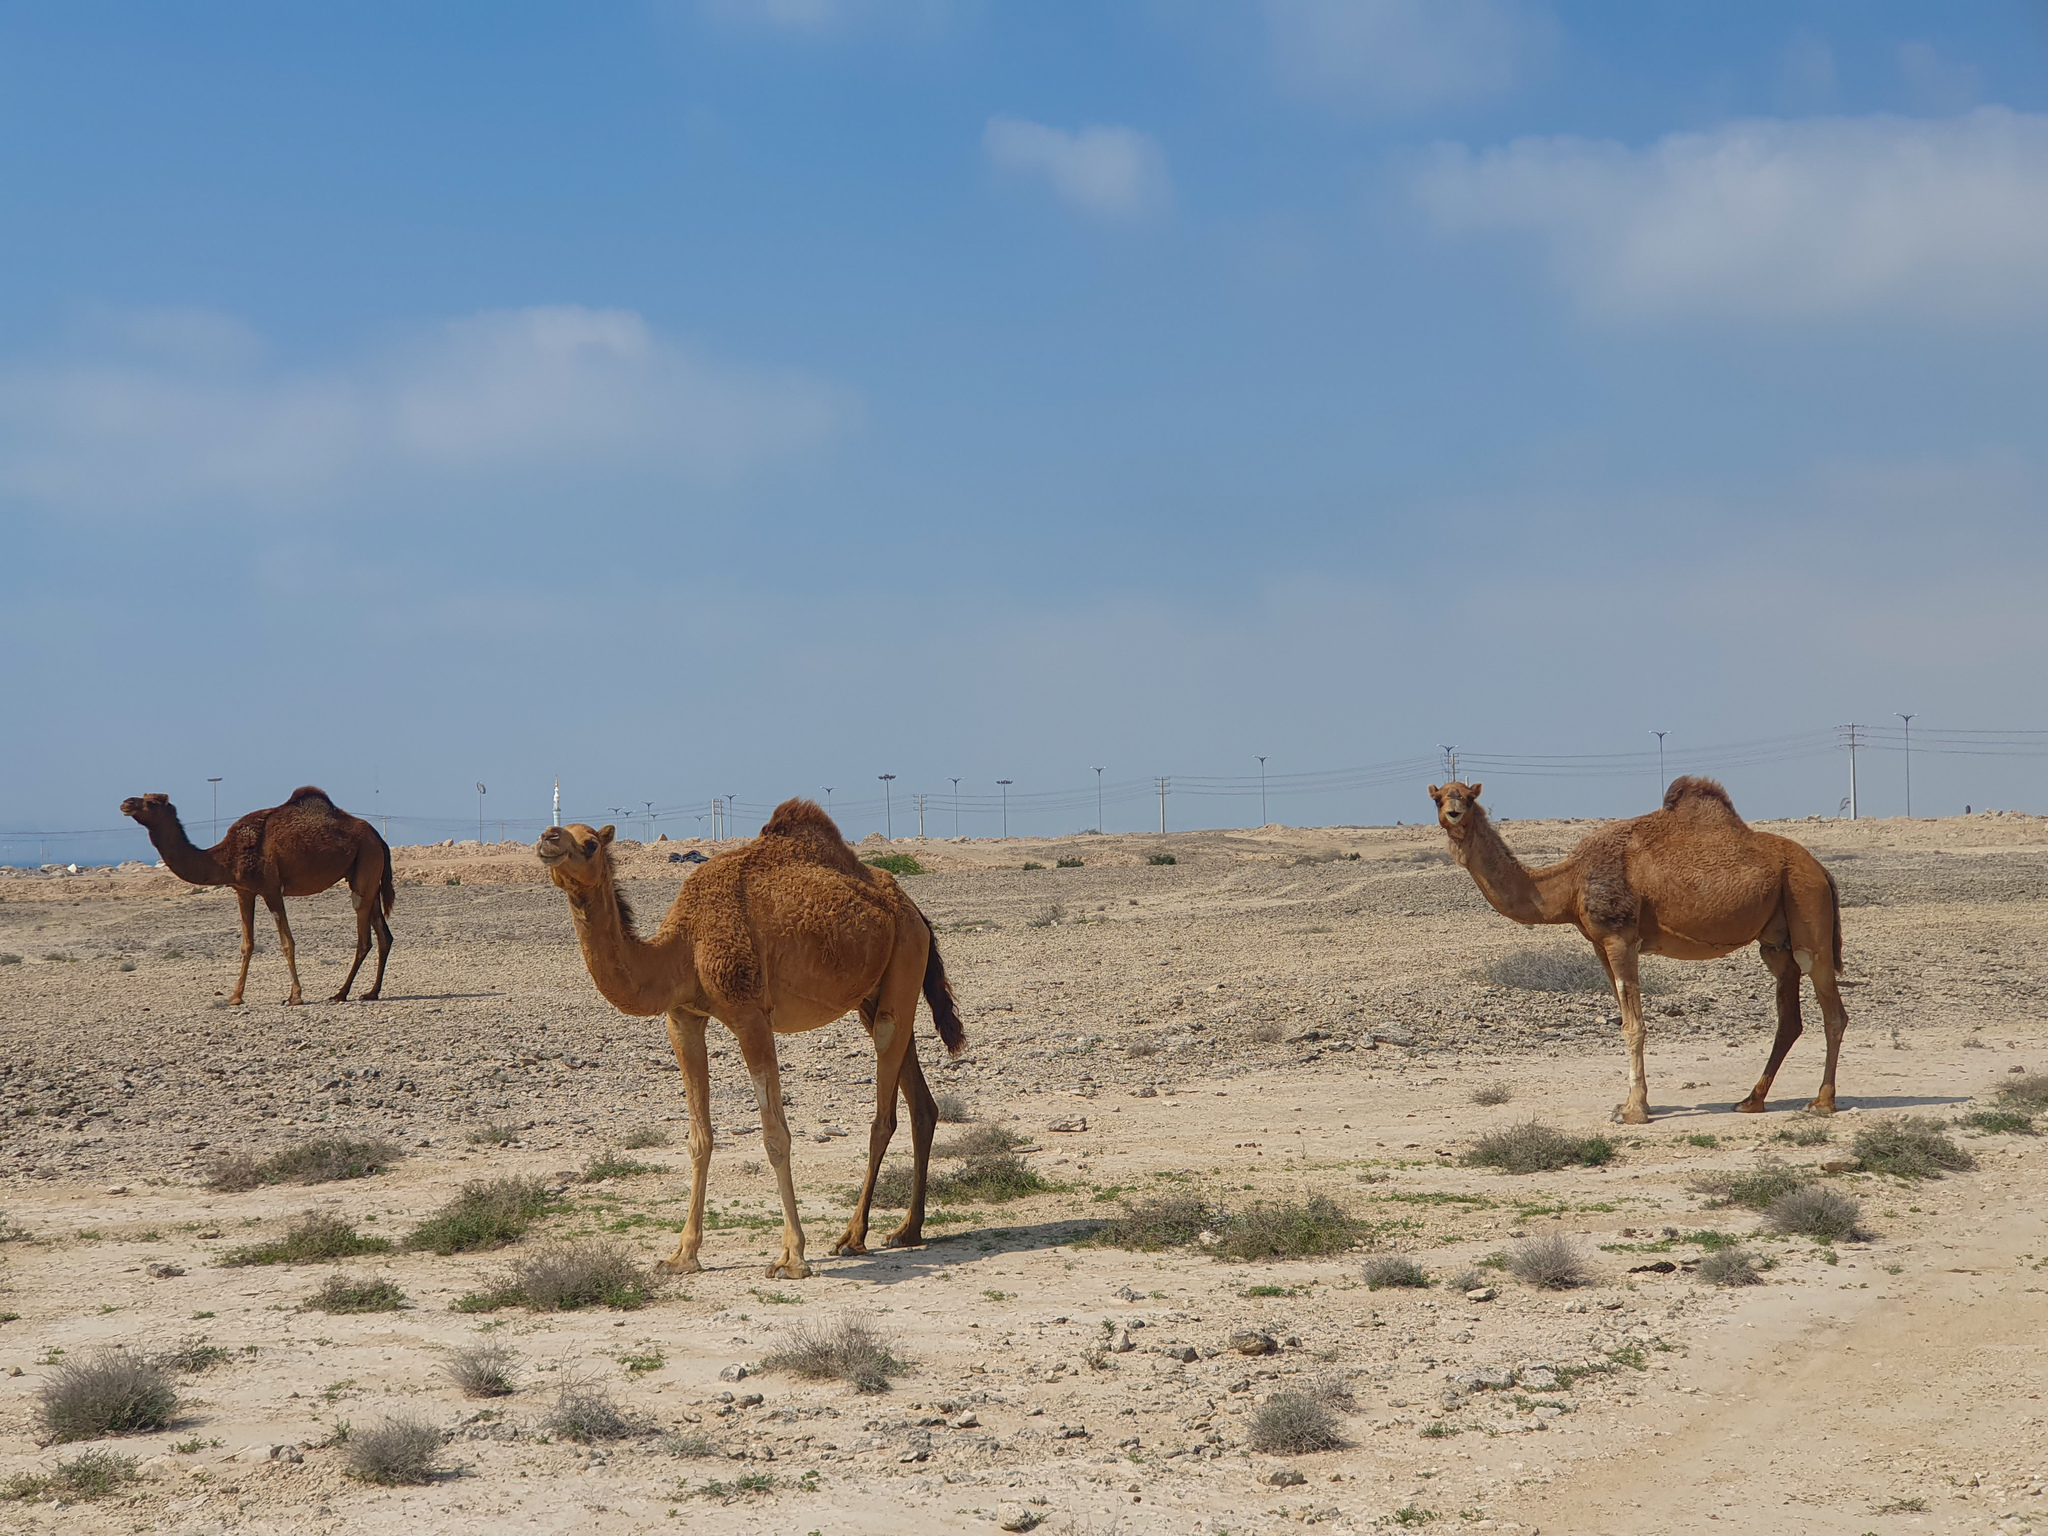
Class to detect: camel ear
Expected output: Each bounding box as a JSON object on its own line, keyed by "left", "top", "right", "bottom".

{"left": 597, "top": 824, "right": 615, "bottom": 846}
{"left": 1467, "top": 782, "right": 1482, "bottom": 800}
{"left": 1427, "top": 785, "right": 1441, "bottom": 802}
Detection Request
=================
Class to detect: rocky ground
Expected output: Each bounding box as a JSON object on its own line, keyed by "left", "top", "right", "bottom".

{"left": 2, "top": 811, "right": 2046, "bottom": 1535}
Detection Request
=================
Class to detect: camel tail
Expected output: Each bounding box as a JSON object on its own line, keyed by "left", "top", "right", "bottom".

{"left": 379, "top": 839, "right": 396, "bottom": 919}
{"left": 921, "top": 922, "right": 966, "bottom": 1057}
{"left": 1825, "top": 864, "right": 1844, "bottom": 974}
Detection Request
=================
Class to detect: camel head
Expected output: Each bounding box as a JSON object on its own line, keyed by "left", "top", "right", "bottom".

{"left": 536, "top": 822, "right": 615, "bottom": 897}
{"left": 120, "top": 792, "right": 177, "bottom": 828}
{"left": 1427, "top": 781, "right": 1485, "bottom": 843}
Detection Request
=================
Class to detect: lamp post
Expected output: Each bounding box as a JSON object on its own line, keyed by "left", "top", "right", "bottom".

{"left": 1896, "top": 713, "right": 1915, "bottom": 817}
{"left": 878, "top": 774, "right": 896, "bottom": 839}
{"left": 476, "top": 783, "right": 487, "bottom": 845}
{"left": 1257, "top": 756, "right": 1268, "bottom": 826}
{"left": 996, "top": 780, "right": 1012, "bottom": 838}
{"left": 644, "top": 801, "right": 655, "bottom": 842}
{"left": 206, "top": 778, "right": 222, "bottom": 843}
{"left": 950, "top": 778, "right": 961, "bottom": 835}
{"left": 1092, "top": 767, "right": 1104, "bottom": 833}
{"left": 1651, "top": 731, "right": 1668, "bottom": 797}
{"left": 1438, "top": 744, "right": 1459, "bottom": 780}
{"left": 822, "top": 787, "right": 834, "bottom": 821}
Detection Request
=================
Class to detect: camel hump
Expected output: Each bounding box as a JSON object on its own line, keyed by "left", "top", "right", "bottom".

{"left": 758, "top": 797, "right": 861, "bottom": 870}
{"left": 285, "top": 786, "right": 335, "bottom": 807}
{"left": 1661, "top": 776, "right": 1745, "bottom": 823}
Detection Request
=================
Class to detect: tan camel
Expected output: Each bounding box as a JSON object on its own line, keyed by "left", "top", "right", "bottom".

{"left": 537, "top": 798, "right": 964, "bottom": 1280}
{"left": 120, "top": 787, "right": 395, "bottom": 1005}
{"left": 1427, "top": 777, "right": 1847, "bottom": 1124}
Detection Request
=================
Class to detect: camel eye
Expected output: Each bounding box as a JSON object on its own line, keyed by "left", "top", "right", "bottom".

{"left": 582, "top": 838, "right": 597, "bottom": 857}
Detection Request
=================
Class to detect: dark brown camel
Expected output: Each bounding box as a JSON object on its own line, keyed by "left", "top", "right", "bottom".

{"left": 120, "top": 787, "right": 395, "bottom": 1005}
{"left": 1429, "top": 777, "right": 1848, "bottom": 1123}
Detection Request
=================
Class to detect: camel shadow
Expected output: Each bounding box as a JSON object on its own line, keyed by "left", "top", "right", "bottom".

{"left": 815, "top": 1218, "right": 1104, "bottom": 1285}
{"left": 1654, "top": 1093, "right": 1969, "bottom": 1119}
{"left": 372, "top": 991, "right": 505, "bottom": 1003}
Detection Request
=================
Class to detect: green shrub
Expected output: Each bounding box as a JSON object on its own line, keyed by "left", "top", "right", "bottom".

{"left": 932, "top": 1153, "right": 1048, "bottom": 1204}
{"left": 1, "top": 1449, "right": 139, "bottom": 1503}
{"left": 1463, "top": 1122, "right": 1616, "bottom": 1174}
{"left": 1853, "top": 1117, "right": 1974, "bottom": 1179}
{"left": 1021, "top": 861, "right": 1046, "bottom": 871}
{"left": 1087, "top": 1194, "right": 1216, "bottom": 1251}
{"left": 1961, "top": 1108, "right": 2035, "bottom": 1134}
{"left": 862, "top": 853, "right": 925, "bottom": 877}
{"left": 1056, "top": 857, "right": 1083, "bottom": 868}
{"left": 1772, "top": 1121, "right": 1831, "bottom": 1146}
{"left": 405, "top": 1177, "right": 554, "bottom": 1255}
{"left": 1690, "top": 1159, "right": 1810, "bottom": 1210}
{"left": 1210, "top": 1196, "right": 1369, "bottom": 1261}
{"left": 579, "top": 1150, "right": 664, "bottom": 1182}
{"left": 303, "top": 1273, "right": 407, "bottom": 1314}
{"left": 1147, "top": 853, "right": 1176, "bottom": 866}
{"left": 220, "top": 1211, "right": 392, "bottom": 1267}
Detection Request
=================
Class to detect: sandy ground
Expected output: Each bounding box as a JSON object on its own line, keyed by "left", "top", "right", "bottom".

{"left": 3, "top": 811, "right": 2047, "bottom": 1536}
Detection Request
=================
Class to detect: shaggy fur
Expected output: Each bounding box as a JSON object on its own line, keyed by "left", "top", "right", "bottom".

{"left": 1428, "top": 777, "right": 1849, "bottom": 1124}
{"left": 119, "top": 787, "right": 395, "bottom": 1004}
{"left": 537, "top": 797, "right": 966, "bottom": 1283}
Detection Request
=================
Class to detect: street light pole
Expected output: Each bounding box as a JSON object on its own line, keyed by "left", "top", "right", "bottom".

{"left": 1092, "top": 767, "right": 1104, "bottom": 833}
{"left": 1896, "top": 713, "right": 1915, "bottom": 817}
{"left": 950, "top": 778, "right": 961, "bottom": 836}
{"left": 879, "top": 774, "right": 896, "bottom": 839}
{"left": 1651, "top": 731, "right": 1668, "bottom": 797}
{"left": 645, "top": 800, "right": 655, "bottom": 843}
{"left": 1438, "top": 745, "right": 1458, "bottom": 780}
{"left": 822, "top": 787, "right": 834, "bottom": 822}
{"left": 476, "top": 783, "right": 487, "bottom": 845}
{"left": 996, "top": 780, "right": 1012, "bottom": 838}
{"left": 206, "top": 777, "right": 222, "bottom": 843}
{"left": 1257, "top": 756, "right": 1268, "bottom": 826}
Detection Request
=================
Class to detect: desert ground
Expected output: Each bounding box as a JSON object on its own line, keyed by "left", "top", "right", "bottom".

{"left": 3, "top": 809, "right": 2048, "bottom": 1536}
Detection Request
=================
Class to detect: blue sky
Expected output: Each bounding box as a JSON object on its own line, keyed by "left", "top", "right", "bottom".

{"left": 5, "top": 1, "right": 2048, "bottom": 860}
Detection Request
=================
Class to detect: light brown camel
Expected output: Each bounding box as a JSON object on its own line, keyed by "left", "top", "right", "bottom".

{"left": 120, "top": 787, "right": 395, "bottom": 1005}
{"left": 1427, "top": 777, "right": 1847, "bottom": 1124}
{"left": 537, "top": 797, "right": 964, "bottom": 1280}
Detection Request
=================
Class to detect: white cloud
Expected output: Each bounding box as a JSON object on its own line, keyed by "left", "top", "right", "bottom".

{"left": 1265, "top": 0, "right": 1549, "bottom": 114}
{"left": 0, "top": 305, "right": 847, "bottom": 517}
{"left": 1412, "top": 107, "right": 2048, "bottom": 320}
{"left": 983, "top": 117, "right": 1171, "bottom": 219}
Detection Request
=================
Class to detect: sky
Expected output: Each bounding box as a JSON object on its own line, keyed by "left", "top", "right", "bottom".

{"left": 5, "top": 1, "right": 2048, "bottom": 862}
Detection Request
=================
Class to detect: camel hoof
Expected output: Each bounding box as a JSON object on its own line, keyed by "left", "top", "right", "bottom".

{"left": 654, "top": 1256, "right": 702, "bottom": 1276}
{"left": 829, "top": 1237, "right": 870, "bottom": 1257}
{"left": 765, "top": 1260, "right": 813, "bottom": 1281}
{"left": 327, "top": 991, "right": 350, "bottom": 1004}
{"left": 1612, "top": 1102, "right": 1651, "bottom": 1126}
{"left": 1805, "top": 1095, "right": 1837, "bottom": 1115}
{"left": 883, "top": 1230, "right": 924, "bottom": 1250}
{"left": 1734, "top": 1096, "right": 1767, "bottom": 1114}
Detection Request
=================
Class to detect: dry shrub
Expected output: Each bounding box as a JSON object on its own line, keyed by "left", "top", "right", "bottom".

{"left": 1247, "top": 1021, "right": 1286, "bottom": 1044}
{"left": 405, "top": 1177, "right": 554, "bottom": 1254}
{"left": 1690, "top": 1158, "right": 1810, "bottom": 1210}
{"left": 1480, "top": 946, "right": 1609, "bottom": 993}
{"left": 761, "top": 1314, "right": 906, "bottom": 1393}
{"left": 541, "top": 1378, "right": 640, "bottom": 1442}
{"left": 1997, "top": 1072, "right": 2048, "bottom": 1109}
{"left": 1470, "top": 1082, "right": 1513, "bottom": 1107}
{"left": 857, "top": 1160, "right": 917, "bottom": 1209}
{"left": 1, "top": 1449, "right": 139, "bottom": 1503}
{"left": 1210, "top": 1196, "right": 1368, "bottom": 1261}
{"left": 508, "top": 1239, "right": 655, "bottom": 1312}
{"left": 1504, "top": 1233, "right": 1589, "bottom": 1290}
{"left": 464, "top": 1121, "right": 525, "bottom": 1146}
{"left": 932, "top": 1153, "right": 1048, "bottom": 1204}
{"left": 220, "top": 1211, "right": 392, "bottom": 1267}
{"left": 579, "top": 1151, "right": 664, "bottom": 1183}
{"left": 37, "top": 1349, "right": 177, "bottom": 1442}
{"left": 343, "top": 1415, "right": 442, "bottom": 1484}
{"left": 620, "top": 1125, "right": 672, "bottom": 1149}
{"left": 1764, "top": 1186, "right": 1866, "bottom": 1243}
{"left": 1852, "top": 1117, "right": 1974, "bottom": 1179}
{"left": 444, "top": 1338, "right": 519, "bottom": 1397}
{"left": 1449, "top": 1268, "right": 1488, "bottom": 1293}
{"left": 1360, "top": 1254, "right": 1429, "bottom": 1290}
{"left": 1248, "top": 1389, "right": 1342, "bottom": 1454}
{"left": 208, "top": 1136, "right": 403, "bottom": 1192}
{"left": 1089, "top": 1194, "right": 1216, "bottom": 1251}
{"left": 932, "top": 1093, "right": 972, "bottom": 1123}
{"left": 935, "top": 1124, "right": 1028, "bottom": 1159}
{"left": 1961, "top": 1108, "right": 2035, "bottom": 1134}
{"left": 662, "top": 1429, "right": 721, "bottom": 1458}
{"left": 1696, "top": 1247, "right": 1764, "bottom": 1287}
{"left": 1463, "top": 1121, "right": 1615, "bottom": 1174}
{"left": 303, "top": 1273, "right": 407, "bottom": 1314}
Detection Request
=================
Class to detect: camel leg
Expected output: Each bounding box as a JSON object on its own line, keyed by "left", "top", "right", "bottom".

{"left": 831, "top": 998, "right": 891, "bottom": 1257}
{"left": 228, "top": 889, "right": 257, "bottom": 1005}
{"left": 731, "top": 1017, "right": 811, "bottom": 1280}
{"left": 263, "top": 892, "right": 305, "bottom": 1005}
{"left": 1736, "top": 941, "right": 1803, "bottom": 1113}
{"left": 331, "top": 884, "right": 374, "bottom": 1002}
{"left": 656, "top": 1011, "right": 712, "bottom": 1275}
{"left": 884, "top": 1040, "right": 940, "bottom": 1251}
{"left": 1805, "top": 961, "right": 1850, "bottom": 1114}
{"left": 1598, "top": 937, "right": 1651, "bottom": 1124}
{"left": 361, "top": 903, "right": 393, "bottom": 1001}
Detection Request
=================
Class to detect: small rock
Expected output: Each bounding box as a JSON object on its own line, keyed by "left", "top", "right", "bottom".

{"left": 995, "top": 1502, "right": 1038, "bottom": 1532}
{"left": 1518, "top": 1367, "right": 1558, "bottom": 1391}
{"left": 1135, "top": 1086, "right": 1157, "bottom": 1098}
{"left": 1821, "top": 1160, "right": 1857, "bottom": 1173}
{"left": 1046, "top": 1116, "right": 1088, "bottom": 1133}
{"left": 736, "top": 1392, "right": 763, "bottom": 1408}
{"left": 1112, "top": 1286, "right": 1140, "bottom": 1302}
{"left": 146, "top": 1262, "right": 185, "bottom": 1279}
{"left": 1464, "top": 1286, "right": 1497, "bottom": 1302}
{"left": 949, "top": 1411, "right": 979, "bottom": 1429}
{"left": 103, "top": 1185, "right": 128, "bottom": 1195}
{"left": 718, "top": 1364, "right": 750, "bottom": 1382}
{"left": 1268, "top": 1468, "right": 1308, "bottom": 1487}
{"left": 1533, "top": 1405, "right": 1564, "bottom": 1422}
{"left": 1159, "top": 1344, "right": 1198, "bottom": 1363}
{"left": 136, "top": 1456, "right": 179, "bottom": 1481}
{"left": 1228, "top": 1330, "right": 1277, "bottom": 1356}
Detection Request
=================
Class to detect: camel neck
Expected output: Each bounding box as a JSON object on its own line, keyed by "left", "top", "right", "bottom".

{"left": 565, "top": 871, "right": 695, "bottom": 1018}
{"left": 146, "top": 814, "right": 229, "bottom": 886}
{"left": 1455, "top": 812, "right": 1576, "bottom": 926}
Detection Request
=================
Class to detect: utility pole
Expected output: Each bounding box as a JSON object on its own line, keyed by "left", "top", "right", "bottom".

{"left": 1092, "top": 767, "right": 1104, "bottom": 833}
{"left": 950, "top": 779, "right": 961, "bottom": 836}
{"left": 916, "top": 793, "right": 926, "bottom": 839}
{"left": 476, "top": 783, "right": 487, "bottom": 845}
{"left": 644, "top": 801, "right": 655, "bottom": 843}
{"left": 1438, "top": 744, "right": 1458, "bottom": 781}
{"left": 709, "top": 797, "right": 719, "bottom": 841}
{"left": 1651, "top": 731, "right": 1668, "bottom": 796}
{"left": 1896, "top": 713, "right": 1915, "bottom": 817}
{"left": 996, "top": 780, "right": 1012, "bottom": 838}
{"left": 1155, "top": 775, "right": 1170, "bottom": 834}
{"left": 552, "top": 777, "right": 560, "bottom": 829}
{"left": 821, "top": 787, "right": 834, "bottom": 824}
{"left": 1257, "top": 756, "right": 1268, "bottom": 826}
{"left": 207, "top": 778, "right": 222, "bottom": 843}
{"left": 728, "top": 795, "right": 739, "bottom": 838}
{"left": 879, "top": 774, "right": 896, "bottom": 839}
{"left": 1843, "top": 724, "right": 1860, "bottom": 819}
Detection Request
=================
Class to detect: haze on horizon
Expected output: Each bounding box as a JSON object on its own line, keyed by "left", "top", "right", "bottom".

{"left": 5, "top": 2, "right": 2048, "bottom": 864}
